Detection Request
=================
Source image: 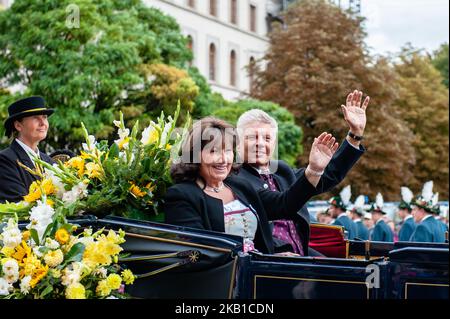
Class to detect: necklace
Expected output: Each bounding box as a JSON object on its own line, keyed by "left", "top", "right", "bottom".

{"left": 205, "top": 183, "right": 225, "bottom": 193}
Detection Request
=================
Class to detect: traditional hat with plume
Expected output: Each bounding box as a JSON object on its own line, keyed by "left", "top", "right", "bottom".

{"left": 369, "top": 193, "right": 387, "bottom": 214}
{"left": 329, "top": 185, "right": 352, "bottom": 211}
{"left": 413, "top": 181, "right": 438, "bottom": 214}
{"left": 351, "top": 195, "right": 366, "bottom": 216}
{"left": 398, "top": 186, "right": 414, "bottom": 211}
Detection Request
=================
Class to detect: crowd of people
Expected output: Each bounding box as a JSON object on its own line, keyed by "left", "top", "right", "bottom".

{"left": 316, "top": 183, "right": 449, "bottom": 243}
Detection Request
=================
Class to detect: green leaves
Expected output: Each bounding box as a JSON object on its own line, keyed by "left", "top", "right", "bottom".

{"left": 30, "top": 229, "right": 40, "bottom": 246}
{"left": 63, "top": 242, "right": 86, "bottom": 266}
{"left": 0, "top": 0, "right": 194, "bottom": 151}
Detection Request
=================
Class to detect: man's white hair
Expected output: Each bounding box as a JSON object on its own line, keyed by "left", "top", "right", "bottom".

{"left": 236, "top": 109, "right": 278, "bottom": 133}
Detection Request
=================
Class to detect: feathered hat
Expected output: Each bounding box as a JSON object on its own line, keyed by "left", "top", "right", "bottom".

{"left": 369, "top": 193, "right": 387, "bottom": 214}
{"left": 351, "top": 195, "right": 366, "bottom": 216}
{"left": 329, "top": 185, "right": 352, "bottom": 210}
{"left": 398, "top": 186, "right": 414, "bottom": 211}
{"left": 412, "top": 181, "right": 438, "bottom": 214}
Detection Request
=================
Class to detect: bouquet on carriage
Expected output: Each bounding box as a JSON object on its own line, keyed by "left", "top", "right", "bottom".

{"left": 0, "top": 103, "right": 188, "bottom": 221}
{"left": 0, "top": 104, "right": 189, "bottom": 298}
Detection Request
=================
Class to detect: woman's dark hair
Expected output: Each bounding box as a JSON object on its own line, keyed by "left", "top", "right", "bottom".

{"left": 171, "top": 117, "right": 240, "bottom": 183}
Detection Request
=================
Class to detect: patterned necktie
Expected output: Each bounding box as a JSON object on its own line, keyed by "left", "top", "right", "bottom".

{"left": 260, "top": 173, "right": 304, "bottom": 255}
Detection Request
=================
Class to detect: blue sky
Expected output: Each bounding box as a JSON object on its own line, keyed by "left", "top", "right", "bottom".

{"left": 359, "top": 0, "right": 449, "bottom": 55}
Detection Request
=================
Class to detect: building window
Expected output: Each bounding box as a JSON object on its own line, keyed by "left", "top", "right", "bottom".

{"left": 230, "top": 0, "right": 238, "bottom": 25}
{"left": 210, "top": 0, "right": 217, "bottom": 17}
{"left": 209, "top": 43, "right": 217, "bottom": 81}
{"left": 249, "top": 56, "right": 256, "bottom": 92}
{"left": 187, "top": 0, "right": 195, "bottom": 9}
{"left": 187, "top": 35, "right": 194, "bottom": 66}
{"left": 250, "top": 4, "right": 257, "bottom": 32}
{"left": 230, "top": 50, "right": 237, "bottom": 87}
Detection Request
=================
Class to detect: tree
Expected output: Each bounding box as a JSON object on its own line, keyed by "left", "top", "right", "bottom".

{"left": 212, "top": 99, "right": 303, "bottom": 166}
{"left": 0, "top": 0, "right": 201, "bottom": 150}
{"left": 394, "top": 47, "right": 449, "bottom": 198}
{"left": 251, "top": 0, "right": 416, "bottom": 200}
{"left": 431, "top": 43, "right": 449, "bottom": 88}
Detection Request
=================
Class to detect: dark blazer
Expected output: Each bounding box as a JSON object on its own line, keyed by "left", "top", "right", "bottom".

{"left": 238, "top": 139, "right": 364, "bottom": 252}
{"left": 371, "top": 219, "right": 394, "bottom": 242}
{"left": 333, "top": 215, "right": 357, "bottom": 239}
{"left": 354, "top": 220, "right": 369, "bottom": 240}
{"left": 0, "top": 140, "right": 54, "bottom": 203}
{"left": 398, "top": 216, "right": 416, "bottom": 242}
{"left": 164, "top": 172, "right": 317, "bottom": 254}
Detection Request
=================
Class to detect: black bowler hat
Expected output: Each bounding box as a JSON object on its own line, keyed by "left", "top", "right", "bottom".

{"left": 4, "top": 96, "right": 54, "bottom": 137}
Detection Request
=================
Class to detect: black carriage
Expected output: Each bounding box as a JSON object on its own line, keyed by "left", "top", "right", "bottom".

{"left": 70, "top": 215, "right": 448, "bottom": 299}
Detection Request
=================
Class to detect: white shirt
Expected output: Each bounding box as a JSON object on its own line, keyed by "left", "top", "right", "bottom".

{"left": 404, "top": 215, "right": 413, "bottom": 222}
{"left": 15, "top": 138, "right": 41, "bottom": 167}
{"left": 421, "top": 214, "right": 433, "bottom": 223}
{"left": 337, "top": 213, "right": 348, "bottom": 219}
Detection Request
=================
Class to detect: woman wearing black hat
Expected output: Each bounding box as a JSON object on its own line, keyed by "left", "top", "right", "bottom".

{"left": 0, "top": 96, "right": 55, "bottom": 203}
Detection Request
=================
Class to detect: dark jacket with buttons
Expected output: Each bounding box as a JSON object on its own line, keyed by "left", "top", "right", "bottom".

{"left": 0, "top": 140, "right": 54, "bottom": 203}
{"left": 238, "top": 139, "right": 365, "bottom": 253}
{"left": 164, "top": 172, "right": 317, "bottom": 254}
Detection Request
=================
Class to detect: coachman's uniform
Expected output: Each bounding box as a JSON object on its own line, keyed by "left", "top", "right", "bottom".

{"left": 0, "top": 96, "right": 54, "bottom": 203}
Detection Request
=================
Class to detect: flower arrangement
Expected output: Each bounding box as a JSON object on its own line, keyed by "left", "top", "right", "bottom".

{"left": 0, "top": 206, "right": 134, "bottom": 299}
{"left": 0, "top": 103, "right": 189, "bottom": 221}
{"left": 0, "top": 104, "right": 190, "bottom": 298}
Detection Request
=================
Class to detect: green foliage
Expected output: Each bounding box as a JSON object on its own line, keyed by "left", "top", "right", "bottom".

{"left": 431, "top": 43, "right": 449, "bottom": 88}
{"left": 212, "top": 99, "right": 303, "bottom": 166}
{"left": 0, "top": 0, "right": 196, "bottom": 150}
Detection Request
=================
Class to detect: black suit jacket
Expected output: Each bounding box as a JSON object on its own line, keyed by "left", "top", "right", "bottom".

{"left": 237, "top": 139, "right": 365, "bottom": 253}
{"left": 164, "top": 171, "right": 317, "bottom": 254}
{"left": 0, "top": 140, "right": 54, "bottom": 203}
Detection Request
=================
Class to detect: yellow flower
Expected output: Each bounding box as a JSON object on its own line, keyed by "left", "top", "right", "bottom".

{"left": 85, "top": 162, "right": 103, "bottom": 179}
{"left": 129, "top": 183, "right": 146, "bottom": 198}
{"left": 23, "top": 179, "right": 57, "bottom": 203}
{"left": 21, "top": 254, "right": 42, "bottom": 278}
{"left": 165, "top": 144, "right": 172, "bottom": 151}
{"left": 66, "top": 283, "right": 86, "bottom": 299}
{"left": 82, "top": 242, "right": 112, "bottom": 268}
{"left": 1, "top": 246, "right": 15, "bottom": 257}
{"left": 23, "top": 181, "right": 42, "bottom": 203}
{"left": 12, "top": 241, "right": 32, "bottom": 263}
{"left": 145, "top": 182, "right": 155, "bottom": 193}
{"left": 118, "top": 136, "right": 130, "bottom": 150}
{"left": 22, "top": 230, "right": 31, "bottom": 241}
{"left": 106, "top": 273, "right": 122, "bottom": 290}
{"left": 29, "top": 264, "right": 48, "bottom": 288}
{"left": 49, "top": 268, "right": 61, "bottom": 279}
{"left": 96, "top": 280, "right": 111, "bottom": 297}
{"left": 55, "top": 229, "right": 70, "bottom": 245}
{"left": 121, "top": 269, "right": 135, "bottom": 285}
{"left": 46, "top": 199, "right": 55, "bottom": 207}
{"left": 106, "top": 230, "right": 125, "bottom": 245}
{"left": 142, "top": 126, "right": 160, "bottom": 145}
{"left": 44, "top": 249, "right": 64, "bottom": 267}
{"left": 67, "top": 156, "right": 85, "bottom": 177}
{"left": 79, "top": 151, "right": 91, "bottom": 160}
